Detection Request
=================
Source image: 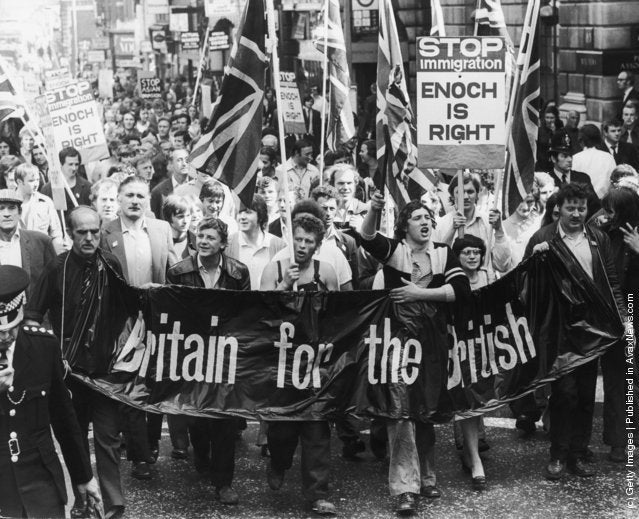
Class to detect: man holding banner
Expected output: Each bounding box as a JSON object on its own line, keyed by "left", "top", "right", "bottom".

{"left": 360, "top": 190, "right": 470, "bottom": 514}
{"left": 525, "top": 182, "right": 626, "bottom": 481}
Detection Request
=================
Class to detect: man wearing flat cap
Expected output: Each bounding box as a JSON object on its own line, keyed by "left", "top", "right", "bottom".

{"left": 0, "top": 264, "right": 102, "bottom": 518}
{"left": 0, "top": 188, "right": 56, "bottom": 299}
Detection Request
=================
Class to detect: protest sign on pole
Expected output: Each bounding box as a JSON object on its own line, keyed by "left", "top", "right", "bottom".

{"left": 33, "top": 95, "right": 68, "bottom": 210}
{"left": 416, "top": 36, "right": 506, "bottom": 169}
{"left": 278, "top": 71, "right": 306, "bottom": 135}
{"left": 44, "top": 68, "right": 72, "bottom": 90}
{"left": 44, "top": 80, "right": 109, "bottom": 164}
{"left": 137, "top": 71, "right": 162, "bottom": 100}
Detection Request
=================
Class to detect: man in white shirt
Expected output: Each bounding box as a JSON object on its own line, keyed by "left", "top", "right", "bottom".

{"left": 433, "top": 172, "right": 512, "bottom": 274}
{"left": 225, "top": 194, "right": 285, "bottom": 289}
{"left": 100, "top": 176, "right": 177, "bottom": 479}
{"left": 571, "top": 124, "right": 616, "bottom": 198}
{"left": 14, "top": 163, "right": 64, "bottom": 253}
{"left": 150, "top": 147, "right": 189, "bottom": 219}
{"left": 275, "top": 139, "right": 319, "bottom": 199}
{"left": 328, "top": 164, "right": 369, "bottom": 234}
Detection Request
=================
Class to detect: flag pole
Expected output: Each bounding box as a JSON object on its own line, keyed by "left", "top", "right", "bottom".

{"left": 492, "top": 0, "right": 540, "bottom": 211}
{"left": 318, "top": 0, "right": 329, "bottom": 184}
{"left": 457, "top": 169, "right": 465, "bottom": 238}
{"left": 192, "top": 27, "right": 211, "bottom": 109}
{"left": 266, "top": 0, "right": 297, "bottom": 281}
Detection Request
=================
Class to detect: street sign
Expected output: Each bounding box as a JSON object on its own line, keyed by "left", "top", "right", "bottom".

{"left": 209, "top": 31, "right": 230, "bottom": 51}
{"left": 181, "top": 31, "right": 200, "bottom": 51}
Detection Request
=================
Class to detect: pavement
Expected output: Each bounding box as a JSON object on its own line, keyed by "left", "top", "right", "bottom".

{"left": 60, "top": 377, "right": 637, "bottom": 519}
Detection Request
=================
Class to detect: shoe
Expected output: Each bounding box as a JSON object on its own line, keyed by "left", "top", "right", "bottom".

{"left": 131, "top": 461, "right": 152, "bottom": 480}
{"left": 310, "top": 499, "right": 337, "bottom": 516}
{"left": 584, "top": 448, "right": 595, "bottom": 462}
{"left": 420, "top": 485, "right": 441, "bottom": 499}
{"left": 171, "top": 448, "right": 188, "bottom": 460}
{"left": 515, "top": 415, "right": 536, "bottom": 435}
{"left": 70, "top": 506, "right": 89, "bottom": 519}
{"left": 395, "top": 493, "right": 416, "bottom": 515}
{"left": 370, "top": 435, "right": 387, "bottom": 461}
{"left": 543, "top": 459, "right": 565, "bottom": 481}
{"left": 342, "top": 439, "right": 366, "bottom": 460}
{"left": 568, "top": 459, "right": 596, "bottom": 477}
{"left": 609, "top": 447, "right": 626, "bottom": 463}
{"left": 478, "top": 438, "right": 490, "bottom": 452}
{"left": 267, "top": 465, "right": 285, "bottom": 490}
{"left": 148, "top": 448, "right": 159, "bottom": 464}
{"left": 216, "top": 485, "right": 239, "bottom": 505}
{"left": 472, "top": 476, "right": 486, "bottom": 491}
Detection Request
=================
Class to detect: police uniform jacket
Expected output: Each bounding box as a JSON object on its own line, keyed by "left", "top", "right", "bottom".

{"left": 0, "top": 326, "right": 92, "bottom": 518}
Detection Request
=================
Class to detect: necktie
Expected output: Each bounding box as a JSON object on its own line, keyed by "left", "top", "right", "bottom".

{"left": 612, "top": 146, "right": 618, "bottom": 161}
{"left": 561, "top": 173, "right": 567, "bottom": 185}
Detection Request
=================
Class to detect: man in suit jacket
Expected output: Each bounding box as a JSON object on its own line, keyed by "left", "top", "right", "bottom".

{"left": 302, "top": 95, "right": 322, "bottom": 153}
{"left": 524, "top": 183, "right": 625, "bottom": 482}
{"left": 602, "top": 118, "right": 639, "bottom": 170}
{"left": 100, "top": 176, "right": 178, "bottom": 480}
{"left": 102, "top": 176, "right": 178, "bottom": 286}
{"left": 545, "top": 132, "right": 601, "bottom": 218}
{"left": 617, "top": 71, "right": 639, "bottom": 116}
{"left": 0, "top": 189, "right": 56, "bottom": 299}
{"left": 150, "top": 147, "right": 190, "bottom": 219}
{"left": 621, "top": 101, "right": 639, "bottom": 152}
{"left": 0, "top": 265, "right": 101, "bottom": 518}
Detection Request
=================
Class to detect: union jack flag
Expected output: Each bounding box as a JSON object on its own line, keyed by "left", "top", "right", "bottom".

{"left": 0, "top": 60, "right": 20, "bottom": 122}
{"left": 189, "top": 0, "right": 266, "bottom": 209}
{"left": 314, "top": 0, "right": 355, "bottom": 151}
{"left": 503, "top": 0, "right": 540, "bottom": 215}
{"left": 377, "top": 0, "right": 434, "bottom": 209}
{"left": 474, "top": 0, "right": 517, "bottom": 100}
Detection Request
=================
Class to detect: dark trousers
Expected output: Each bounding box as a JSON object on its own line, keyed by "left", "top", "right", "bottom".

{"left": 267, "top": 421, "right": 331, "bottom": 502}
{"left": 601, "top": 341, "right": 627, "bottom": 448}
{"left": 146, "top": 413, "right": 163, "bottom": 450}
{"left": 549, "top": 359, "right": 598, "bottom": 462}
{"left": 509, "top": 390, "right": 545, "bottom": 422}
{"left": 121, "top": 406, "right": 152, "bottom": 463}
{"left": 188, "top": 417, "right": 237, "bottom": 488}
{"left": 335, "top": 415, "right": 362, "bottom": 445}
{"left": 167, "top": 414, "right": 190, "bottom": 450}
{"left": 67, "top": 378, "right": 124, "bottom": 516}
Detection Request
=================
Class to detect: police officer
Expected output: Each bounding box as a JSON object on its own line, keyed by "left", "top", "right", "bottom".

{"left": 0, "top": 265, "right": 102, "bottom": 518}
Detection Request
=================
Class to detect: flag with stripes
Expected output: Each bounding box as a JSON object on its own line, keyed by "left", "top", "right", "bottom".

{"left": 0, "top": 60, "right": 20, "bottom": 122}
{"left": 314, "top": 0, "right": 355, "bottom": 151}
{"left": 377, "top": 0, "right": 435, "bottom": 209}
{"left": 431, "top": 0, "right": 447, "bottom": 36}
{"left": 189, "top": 0, "right": 266, "bottom": 209}
{"left": 474, "top": 0, "right": 517, "bottom": 100}
{"left": 503, "top": 5, "right": 540, "bottom": 215}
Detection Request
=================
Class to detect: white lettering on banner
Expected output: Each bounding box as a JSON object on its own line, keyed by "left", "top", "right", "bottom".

{"left": 416, "top": 36, "right": 506, "bottom": 169}
{"left": 447, "top": 303, "right": 536, "bottom": 389}
{"left": 365, "top": 318, "right": 423, "bottom": 385}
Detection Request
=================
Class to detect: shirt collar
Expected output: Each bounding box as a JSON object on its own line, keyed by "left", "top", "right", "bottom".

{"left": 238, "top": 230, "right": 268, "bottom": 249}
{"left": 557, "top": 222, "right": 586, "bottom": 239}
{"left": 120, "top": 216, "right": 147, "bottom": 233}
{"left": 0, "top": 227, "right": 20, "bottom": 242}
{"left": 197, "top": 254, "right": 221, "bottom": 272}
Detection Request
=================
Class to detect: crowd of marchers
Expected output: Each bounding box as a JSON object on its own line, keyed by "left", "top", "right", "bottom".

{"left": 0, "top": 70, "right": 637, "bottom": 518}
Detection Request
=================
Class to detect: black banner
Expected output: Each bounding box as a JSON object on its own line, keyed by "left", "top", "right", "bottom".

{"left": 70, "top": 243, "right": 625, "bottom": 421}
